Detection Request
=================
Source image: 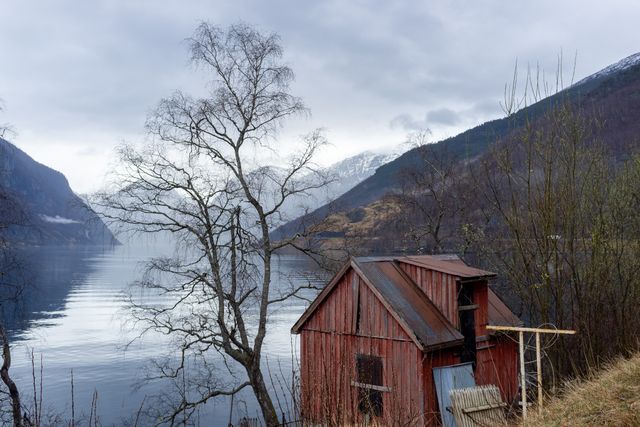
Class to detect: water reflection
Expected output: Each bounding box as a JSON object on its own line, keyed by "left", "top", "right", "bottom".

{"left": 1, "top": 243, "right": 325, "bottom": 425}
{"left": 1, "top": 245, "right": 100, "bottom": 335}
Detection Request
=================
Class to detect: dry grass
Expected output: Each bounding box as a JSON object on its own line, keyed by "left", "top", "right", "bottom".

{"left": 523, "top": 352, "right": 640, "bottom": 427}
{"left": 312, "top": 197, "right": 404, "bottom": 255}
{"left": 319, "top": 198, "right": 403, "bottom": 237}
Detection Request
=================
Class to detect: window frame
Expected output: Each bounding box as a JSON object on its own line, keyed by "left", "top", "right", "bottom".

{"left": 352, "top": 354, "right": 389, "bottom": 417}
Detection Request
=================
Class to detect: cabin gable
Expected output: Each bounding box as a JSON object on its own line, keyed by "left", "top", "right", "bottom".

{"left": 301, "top": 266, "right": 413, "bottom": 342}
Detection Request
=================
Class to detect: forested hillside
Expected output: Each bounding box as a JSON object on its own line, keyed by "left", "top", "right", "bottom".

{"left": 0, "top": 138, "right": 117, "bottom": 245}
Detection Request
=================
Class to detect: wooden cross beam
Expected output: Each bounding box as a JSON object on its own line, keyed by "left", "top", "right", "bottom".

{"left": 486, "top": 325, "right": 576, "bottom": 420}
{"left": 486, "top": 325, "right": 575, "bottom": 335}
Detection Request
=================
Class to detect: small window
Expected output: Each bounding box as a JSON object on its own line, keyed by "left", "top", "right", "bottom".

{"left": 355, "top": 354, "right": 384, "bottom": 417}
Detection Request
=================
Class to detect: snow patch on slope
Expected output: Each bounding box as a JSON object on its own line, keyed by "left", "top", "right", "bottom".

{"left": 574, "top": 52, "right": 640, "bottom": 86}
{"left": 40, "top": 215, "right": 81, "bottom": 224}
{"left": 323, "top": 148, "right": 402, "bottom": 199}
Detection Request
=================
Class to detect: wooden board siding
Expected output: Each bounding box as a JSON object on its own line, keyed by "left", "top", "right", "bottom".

{"left": 304, "top": 268, "right": 412, "bottom": 341}
{"left": 300, "top": 331, "right": 426, "bottom": 425}
{"left": 398, "top": 262, "right": 459, "bottom": 328}
{"left": 472, "top": 281, "right": 489, "bottom": 337}
{"left": 475, "top": 336, "right": 519, "bottom": 403}
{"left": 304, "top": 268, "right": 355, "bottom": 334}
{"left": 296, "top": 257, "right": 521, "bottom": 425}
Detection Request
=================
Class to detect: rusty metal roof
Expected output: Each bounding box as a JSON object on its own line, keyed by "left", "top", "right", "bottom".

{"left": 487, "top": 288, "right": 523, "bottom": 329}
{"left": 292, "top": 255, "right": 518, "bottom": 350}
{"left": 353, "top": 259, "right": 463, "bottom": 351}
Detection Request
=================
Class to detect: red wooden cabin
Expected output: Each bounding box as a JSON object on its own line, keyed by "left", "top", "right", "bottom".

{"left": 291, "top": 255, "right": 521, "bottom": 425}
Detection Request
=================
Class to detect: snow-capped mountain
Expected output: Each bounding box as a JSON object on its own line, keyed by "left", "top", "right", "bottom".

{"left": 573, "top": 52, "right": 640, "bottom": 86}
{"left": 257, "top": 146, "right": 405, "bottom": 224}
{"left": 319, "top": 147, "right": 403, "bottom": 203}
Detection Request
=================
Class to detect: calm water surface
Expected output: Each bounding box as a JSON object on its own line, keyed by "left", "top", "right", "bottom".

{"left": 6, "top": 243, "right": 323, "bottom": 426}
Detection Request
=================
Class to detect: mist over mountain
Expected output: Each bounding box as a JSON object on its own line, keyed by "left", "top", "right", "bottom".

{"left": 0, "top": 138, "right": 117, "bottom": 245}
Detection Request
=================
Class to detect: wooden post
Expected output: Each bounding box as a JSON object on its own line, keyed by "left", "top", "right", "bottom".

{"left": 519, "top": 330, "right": 526, "bottom": 420}
{"left": 486, "top": 325, "right": 576, "bottom": 422}
{"left": 536, "top": 332, "right": 542, "bottom": 414}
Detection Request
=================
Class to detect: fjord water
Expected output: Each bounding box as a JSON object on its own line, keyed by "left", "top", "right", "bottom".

{"left": 5, "top": 243, "right": 322, "bottom": 425}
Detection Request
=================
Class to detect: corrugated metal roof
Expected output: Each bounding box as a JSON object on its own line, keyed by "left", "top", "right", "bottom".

{"left": 354, "top": 259, "right": 463, "bottom": 350}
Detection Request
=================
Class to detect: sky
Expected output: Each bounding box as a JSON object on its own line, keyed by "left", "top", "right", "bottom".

{"left": 1, "top": 0, "right": 640, "bottom": 193}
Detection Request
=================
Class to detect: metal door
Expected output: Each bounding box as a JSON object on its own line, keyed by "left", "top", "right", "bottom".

{"left": 433, "top": 362, "right": 476, "bottom": 427}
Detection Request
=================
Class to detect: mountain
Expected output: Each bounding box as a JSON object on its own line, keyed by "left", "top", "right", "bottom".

{"left": 0, "top": 138, "right": 117, "bottom": 245}
{"left": 572, "top": 52, "right": 640, "bottom": 87}
{"left": 273, "top": 52, "right": 640, "bottom": 243}
{"left": 304, "top": 148, "right": 402, "bottom": 210}
{"left": 259, "top": 147, "right": 403, "bottom": 225}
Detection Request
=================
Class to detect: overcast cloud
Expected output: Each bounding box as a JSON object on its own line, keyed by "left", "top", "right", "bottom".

{"left": 1, "top": 0, "right": 639, "bottom": 192}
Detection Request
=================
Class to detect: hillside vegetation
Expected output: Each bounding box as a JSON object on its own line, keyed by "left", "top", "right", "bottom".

{"left": 273, "top": 53, "right": 640, "bottom": 245}
{"left": 524, "top": 353, "right": 640, "bottom": 427}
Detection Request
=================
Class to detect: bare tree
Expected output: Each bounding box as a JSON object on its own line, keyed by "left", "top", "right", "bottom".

{"left": 481, "top": 91, "right": 640, "bottom": 378}
{"left": 0, "top": 327, "right": 23, "bottom": 427}
{"left": 94, "top": 23, "right": 329, "bottom": 425}
{"left": 0, "top": 102, "right": 29, "bottom": 427}
{"left": 393, "top": 129, "right": 473, "bottom": 253}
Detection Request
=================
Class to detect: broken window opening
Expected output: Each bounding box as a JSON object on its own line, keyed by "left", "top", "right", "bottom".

{"left": 355, "top": 354, "right": 384, "bottom": 417}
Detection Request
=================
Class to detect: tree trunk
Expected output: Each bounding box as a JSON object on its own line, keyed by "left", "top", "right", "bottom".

{"left": 0, "top": 326, "right": 23, "bottom": 427}
{"left": 249, "top": 364, "right": 279, "bottom": 426}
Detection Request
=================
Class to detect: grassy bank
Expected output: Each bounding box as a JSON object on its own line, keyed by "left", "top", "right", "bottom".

{"left": 523, "top": 352, "right": 640, "bottom": 426}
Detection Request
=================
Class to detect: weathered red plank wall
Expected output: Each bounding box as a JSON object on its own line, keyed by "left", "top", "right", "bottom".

{"left": 475, "top": 337, "right": 519, "bottom": 403}
{"left": 300, "top": 267, "right": 431, "bottom": 425}
{"left": 397, "top": 262, "right": 459, "bottom": 328}
{"left": 304, "top": 269, "right": 411, "bottom": 340}
{"left": 300, "top": 332, "right": 426, "bottom": 425}
{"left": 470, "top": 280, "right": 519, "bottom": 402}
{"left": 472, "top": 280, "right": 489, "bottom": 336}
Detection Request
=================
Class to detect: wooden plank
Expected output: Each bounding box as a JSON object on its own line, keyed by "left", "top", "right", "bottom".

{"left": 476, "top": 344, "right": 495, "bottom": 351}
{"left": 462, "top": 402, "right": 507, "bottom": 413}
{"left": 486, "top": 325, "right": 576, "bottom": 334}
{"left": 519, "top": 330, "right": 526, "bottom": 420}
{"left": 352, "top": 274, "right": 360, "bottom": 334}
{"left": 350, "top": 381, "right": 392, "bottom": 392}
{"left": 536, "top": 332, "right": 542, "bottom": 414}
